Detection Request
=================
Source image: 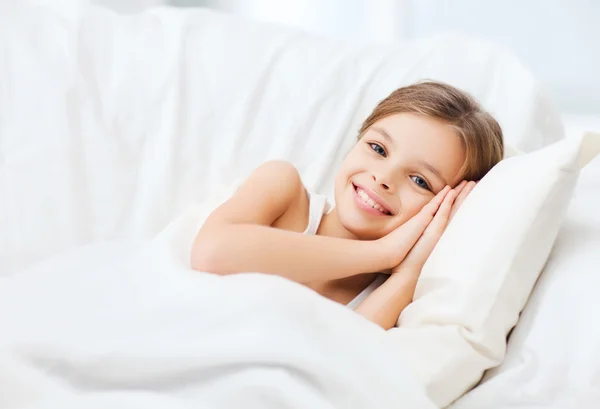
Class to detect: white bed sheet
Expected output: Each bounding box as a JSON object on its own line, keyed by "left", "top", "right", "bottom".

{"left": 451, "top": 156, "right": 600, "bottom": 408}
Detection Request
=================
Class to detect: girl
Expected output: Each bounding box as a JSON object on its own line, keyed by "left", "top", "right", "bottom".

{"left": 191, "top": 81, "right": 504, "bottom": 330}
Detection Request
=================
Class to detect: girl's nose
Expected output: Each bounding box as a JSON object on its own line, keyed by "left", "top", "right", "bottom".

{"left": 372, "top": 174, "right": 393, "bottom": 192}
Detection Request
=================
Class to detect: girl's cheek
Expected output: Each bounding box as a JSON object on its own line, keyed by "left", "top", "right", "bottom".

{"left": 388, "top": 216, "right": 408, "bottom": 232}
{"left": 403, "top": 196, "right": 430, "bottom": 221}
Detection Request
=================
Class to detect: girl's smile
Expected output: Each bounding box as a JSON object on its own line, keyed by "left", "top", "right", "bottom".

{"left": 352, "top": 182, "right": 393, "bottom": 216}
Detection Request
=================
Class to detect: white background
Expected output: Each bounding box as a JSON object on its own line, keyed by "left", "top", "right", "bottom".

{"left": 93, "top": 0, "right": 600, "bottom": 131}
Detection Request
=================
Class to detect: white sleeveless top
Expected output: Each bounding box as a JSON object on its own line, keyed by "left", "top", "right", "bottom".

{"left": 302, "top": 191, "right": 386, "bottom": 309}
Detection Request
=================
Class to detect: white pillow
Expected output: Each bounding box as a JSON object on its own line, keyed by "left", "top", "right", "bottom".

{"left": 388, "top": 132, "right": 600, "bottom": 408}
{"left": 450, "top": 133, "right": 600, "bottom": 408}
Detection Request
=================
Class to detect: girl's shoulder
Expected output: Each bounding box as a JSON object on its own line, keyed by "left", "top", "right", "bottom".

{"left": 201, "top": 160, "right": 306, "bottom": 232}
{"left": 254, "top": 161, "right": 310, "bottom": 233}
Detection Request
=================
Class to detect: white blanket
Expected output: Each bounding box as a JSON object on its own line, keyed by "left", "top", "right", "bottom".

{"left": 0, "top": 208, "right": 436, "bottom": 409}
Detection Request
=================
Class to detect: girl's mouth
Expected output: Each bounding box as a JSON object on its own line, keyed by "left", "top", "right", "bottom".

{"left": 352, "top": 183, "right": 392, "bottom": 216}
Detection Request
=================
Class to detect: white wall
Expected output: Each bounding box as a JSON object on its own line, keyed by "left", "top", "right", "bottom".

{"left": 93, "top": 0, "right": 164, "bottom": 13}
{"left": 172, "top": 0, "right": 409, "bottom": 42}
{"left": 18, "top": 0, "right": 166, "bottom": 13}
{"left": 78, "top": 0, "right": 600, "bottom": 118}
{"left": 407, "top": 0, "right": 600, "bottom": 115}
{"left": 170, "top": 0, "right": 600, "bottom": 116}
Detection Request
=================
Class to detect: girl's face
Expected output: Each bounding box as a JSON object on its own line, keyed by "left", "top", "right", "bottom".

{"left": 334, "top": 113, "right": 466, "bottom": 240}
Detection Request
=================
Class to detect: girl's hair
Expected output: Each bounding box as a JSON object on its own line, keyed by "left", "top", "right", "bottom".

{"left": 359, "top": 80, "right": 504, "bottom": 182}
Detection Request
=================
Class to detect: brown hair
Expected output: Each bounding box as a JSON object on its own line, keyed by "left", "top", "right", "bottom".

{"left": 359, "top": 80, "right": 504, "bottom": 182}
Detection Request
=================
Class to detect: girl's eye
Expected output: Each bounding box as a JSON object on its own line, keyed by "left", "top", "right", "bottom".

{"left": 369, "top": 143, "right": 387, "bottom": 157}
{"left": 411, "top": 175, "right": 431, "bottom": 191}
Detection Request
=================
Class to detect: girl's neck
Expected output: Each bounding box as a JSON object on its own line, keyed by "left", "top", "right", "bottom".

{"left": 316, "top": 207, "right": 358, "bottom": 240}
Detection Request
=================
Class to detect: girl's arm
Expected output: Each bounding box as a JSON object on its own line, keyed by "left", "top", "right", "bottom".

{"left": 191, "top": 160, "right": 390, "bottom": 284}
{"left": 353, "top": 269, "right": 420, "bottom": 330}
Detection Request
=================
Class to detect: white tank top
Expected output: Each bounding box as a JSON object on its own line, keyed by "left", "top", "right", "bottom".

{"left": 303, "top": 191, "right": 386, "bottom": 309}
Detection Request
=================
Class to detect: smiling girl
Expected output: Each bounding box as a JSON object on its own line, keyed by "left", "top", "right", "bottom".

{"left": 191, "top": 81, "right": 504, "bottom": 329}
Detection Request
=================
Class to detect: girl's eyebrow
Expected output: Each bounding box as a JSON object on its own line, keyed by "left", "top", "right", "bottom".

{"left": 417, "top": 160, "right": 447, "bottom": 186}
{"left": 372, "top": 126, "right": 395, "bottom": 148}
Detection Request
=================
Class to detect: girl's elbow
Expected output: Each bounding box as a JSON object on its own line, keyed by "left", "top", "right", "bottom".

{"left": 191, "top": 235, "right": 226, "bottom": 274}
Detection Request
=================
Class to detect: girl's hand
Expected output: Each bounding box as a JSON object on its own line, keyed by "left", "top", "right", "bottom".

{"left": 449, "top": 181, "right": 477, "bottom": 221}
{"left": 377, "top": 186, "right": 452, "bottom": 269}
{"left": 391, "top": 180, "right": 476, "bottom": 275}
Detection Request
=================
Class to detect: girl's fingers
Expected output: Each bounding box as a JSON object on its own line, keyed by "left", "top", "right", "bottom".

{"left": 434, "top": 185, "right": 453, "bottom": 204}
{"left": 392, "top": 185, "right": 451, "bottom": 246}
{"left": 400, "top": 189, "right": 457, "bottom": 270}
{"left": 423, "top": 185, "right": 452, "bottom": 216}
{"left": 439, "top": 188, "right": 458, "bottom": 217}
{"left": 423, "top": 188, "right": 457, "bottom": 237}
{"left": 403, "top": 185, "right": 451, "bottom": 228}
{"left": 389, "top": 187, "right": 461, "bottom": 271}
{"left": 453, "top": 180, "right": 468, "bottom": 197}
{"left": 458, "top": 181, "right": 476, "bottom": 202}
{"left": 450, "top": 181, "right": 477, "bottom": 220}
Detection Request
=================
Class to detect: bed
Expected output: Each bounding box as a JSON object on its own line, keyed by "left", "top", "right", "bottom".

{"left": 1, "top": 3, "right": 598, "bottom": 408}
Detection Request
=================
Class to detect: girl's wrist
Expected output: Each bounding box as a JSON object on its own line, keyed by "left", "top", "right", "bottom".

{"left": 366, "top": 238, "right": 397, "bottom": 272}
{"left": 390, "top": 266, "right": 422, "bottom": 283}
{"left": 385, "top": 269, "right": 420, "bottom": 298}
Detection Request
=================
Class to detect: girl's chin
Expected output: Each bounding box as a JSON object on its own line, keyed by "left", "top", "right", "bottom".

{"left": 341, "top": 219, "right": 388, "bottom": 241}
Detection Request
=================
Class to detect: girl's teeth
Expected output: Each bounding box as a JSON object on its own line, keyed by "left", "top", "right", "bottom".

{"left": 356, "top": 187, "right": 387, "bottom": 214}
